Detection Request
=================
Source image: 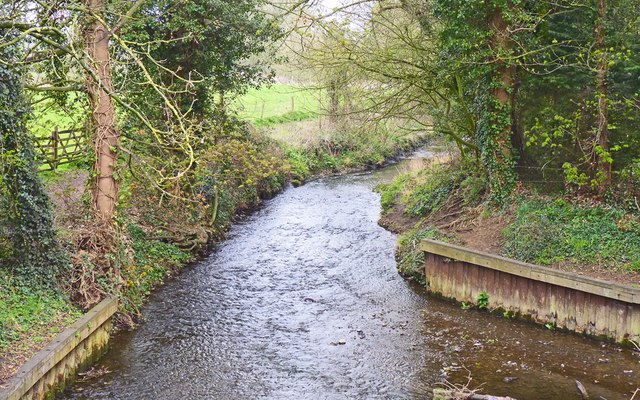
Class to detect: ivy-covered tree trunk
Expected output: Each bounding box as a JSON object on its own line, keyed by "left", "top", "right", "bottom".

{"left": 84, "top": 0, "right": 120, "bottom": 219}
{"left": 594, "top": 0, "right": 611, "bottom": 192}
{"left": 485, "top": 5, "right": 516, "bottom": 201}
{"left": 0, "top": 31, "right": 67, "bottom": 283}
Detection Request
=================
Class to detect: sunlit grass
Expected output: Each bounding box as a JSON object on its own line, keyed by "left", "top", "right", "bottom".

{"left": 234, "top": 84, "right": 320, "bottom": 123}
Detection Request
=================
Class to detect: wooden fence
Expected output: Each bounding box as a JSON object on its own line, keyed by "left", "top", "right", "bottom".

{"left": 34, "top": 127, "right": 85, "bottom": 171}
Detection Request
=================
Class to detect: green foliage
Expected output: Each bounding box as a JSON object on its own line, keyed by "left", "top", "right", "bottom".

{"left": 433, "top": 1, "right": 521, "bottom": 203}
{"left": 125, "top": 0, "right": 280, "bottom": 117}
{"left": 120, "top": 225, "right": 191, "bottom": 312}
{"left": 0, "top": 32, "right": 69, "bottom": 284}
{"left": 503, "top": 197, "right": 640, "bottom": 271}
{"left": 405, "top": 164, "right": 459, "bottom": 216}
{"left": 477, "top": 291, "right": 489, "bottom": 310}
{"left": 376, "top": 159, "right": 487, "bottom": 222}
{"left": 0, "top": 270, "right": 80, "bottom": 351}
{"left": 285, "top": 148, "right": 311, "bottom": 185}
{"left": 279, "top": 124, "right": 424, "bottom": 183}
{"left": 396, "top": 227, "right": 450, "bottom": 284}
{"left": 376, "top": 173, "right": 413, "bottom": 214}
{"left": 196, "top": 133, "right": 288, "bottom": 215}
{"left": 405, "top": 161, "right": 486, "bottom": 217}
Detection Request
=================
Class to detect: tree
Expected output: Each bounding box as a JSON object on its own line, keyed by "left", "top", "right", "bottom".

{"left": 1, "top": 0, "right": 199, "bottom": 221}
{"left": 126, "top": 0, "right": 281, "bottom": 122}
{"left": 0, "top": 28, "right": 67, "bottom": 284}
{"left": 83, "top": 0, "right": 122, "bottom": 218}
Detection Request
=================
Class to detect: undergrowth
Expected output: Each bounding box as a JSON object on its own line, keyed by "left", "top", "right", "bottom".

{"left": 0, "top": 270, "right": 80, "bottom": 353}
{"left": 120, "top": 225, "right": 192, "bottom": 313}
{"left": 284, "top": 127, "right": 426, "bottom": 184}
{"left": 377, "top": 158, "right": 480, "bottom": 281}
{"left": 396, "top": 227, "right": 452, "bottom": 284}
{"left": 503, "top": 198, "right": 640, "bottom": 271}
{"left": 379, "top": 157, "right": 640, "bottom": 284}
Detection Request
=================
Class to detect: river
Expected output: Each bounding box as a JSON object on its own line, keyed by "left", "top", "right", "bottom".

{"left": 61, "top": 150, "right": 639, "bottom": 399}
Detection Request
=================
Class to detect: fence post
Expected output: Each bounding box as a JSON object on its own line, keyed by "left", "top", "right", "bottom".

{"left": 52, "top": 126, "right": 59, "bottom": 170}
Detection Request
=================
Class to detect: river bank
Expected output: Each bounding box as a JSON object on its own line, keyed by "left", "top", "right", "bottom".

{"left": 376, "top": 156, "right": 640, "bottom": 292}
{"left": 59, "top": 153, "right": 640, "bottom": 400}
{"left": 0, "top": 116, "right": 428, "bottom": 386}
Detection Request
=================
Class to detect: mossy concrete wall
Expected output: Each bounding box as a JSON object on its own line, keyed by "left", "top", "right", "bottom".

{"left": 0, "top": 297, "right": 117, "bottom": 400}
{"left": 421, "top": 240, "right": 640, "bottom": 343}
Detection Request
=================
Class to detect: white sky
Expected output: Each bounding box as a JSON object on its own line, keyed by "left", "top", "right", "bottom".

{"left": 321, "top": 0, "right": 340, "bottom": 7}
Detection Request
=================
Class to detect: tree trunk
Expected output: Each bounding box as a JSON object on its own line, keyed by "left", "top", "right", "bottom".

{"left": 510, "top": 69, "right": 527, "bottom": 167}
{"left": 84, "top": 0, "right": 119, "bottom": 219}
{"left": 489, "top": 7, "right": 515, "bottom": 162}
{"left": 218, "top": 90, "right": 225, "bottom": 111}
{"left": 485, "top": 6, "right": 516, "bottom": 200}
{"left": 328, "top": 79, "right": 339, "bottom": 118}
{"left": 595, "top": 0, "right": 611, "bottom": 193}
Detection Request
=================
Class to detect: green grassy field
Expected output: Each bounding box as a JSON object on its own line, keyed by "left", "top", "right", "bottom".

{"left": 28, "top": 94, "right": 86, "bottom": 139}
{"left": 29, "top": 84, "right": 320, "bottom": 136}
{"left": 233, "top": 84, "right": 320, "bottom": 126}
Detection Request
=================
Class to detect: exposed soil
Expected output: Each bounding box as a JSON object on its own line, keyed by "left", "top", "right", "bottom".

{"left": 454, "top": 212, "right": 510, "bottom": 255}
{"left": 380, "top": 198, "right": 640, "bottom": 288}
{"left": 378, "top": 203, "right": 417, "bottom": 234}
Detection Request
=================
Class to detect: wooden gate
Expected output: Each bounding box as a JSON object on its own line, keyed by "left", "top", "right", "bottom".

{"left": 35, "top": 127, "right": 85, "bottom": 171}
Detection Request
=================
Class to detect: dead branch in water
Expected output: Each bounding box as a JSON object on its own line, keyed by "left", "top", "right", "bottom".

{"left": 436, "top": 367, "right": 517, "bottom": 400}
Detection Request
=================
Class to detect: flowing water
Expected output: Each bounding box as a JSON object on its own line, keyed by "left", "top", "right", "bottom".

{"left": 62, "top": 150, "right": 639, "bottom": 400}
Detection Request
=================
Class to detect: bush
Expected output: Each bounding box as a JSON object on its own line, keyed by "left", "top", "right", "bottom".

{"left": 403, "top": 160, "right": 486, "bottom": 217}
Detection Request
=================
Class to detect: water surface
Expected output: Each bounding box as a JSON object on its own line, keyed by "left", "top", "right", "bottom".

{"left": 62, "top": 152, "right": 640, "bottom": 399}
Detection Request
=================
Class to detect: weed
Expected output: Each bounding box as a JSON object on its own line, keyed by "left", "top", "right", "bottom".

{"left": 396, "top": 227, "right": 452, "bottom": 283}
{"left": 376, "top": 173, "right": 413, "bottom": 214}
{"left": 0, "top": 270, "right": 80, "bottom": 352}
{"left": 503, "top": 197, "right": 640, "bottom": 270}
{"left": 477, "top": 291, "right": 489, "bottom": 310}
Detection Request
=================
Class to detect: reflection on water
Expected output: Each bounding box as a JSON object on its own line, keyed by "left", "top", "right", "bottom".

{"left": 61, "top": 150, "right": 639, "bottom": 400}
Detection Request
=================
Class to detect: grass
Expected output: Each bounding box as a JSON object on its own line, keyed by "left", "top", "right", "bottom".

{"left": 234, "top": 84, "right": 320, "bottom": 123}
{"left": 27, "top": 93, "right": 86, "bottom": 139}
{"left": 376, "top": 159, "right": 486, "bottom": 217}
{"left": 39, "top": 160, "right": 89, "bottom": 183}
{"left": 0, "top": 270, "right": 81, "bottom": 380}
{"left": 252, "top": 110, "right": 317, "bottom": 128}
{"left": 503, "top": 198, "right": 640, "bottom": 271}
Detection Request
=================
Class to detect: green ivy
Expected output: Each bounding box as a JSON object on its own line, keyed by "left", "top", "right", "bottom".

{"left": 0, "top": 30, "right": 68, "bottom": 285}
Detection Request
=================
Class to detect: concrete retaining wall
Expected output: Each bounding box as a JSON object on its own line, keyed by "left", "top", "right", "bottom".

{"left": 0, "top": 297, "right": 117, "bottom": 400}
{"left": 421, "top": 239, "right": 640, "bottom": 343}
